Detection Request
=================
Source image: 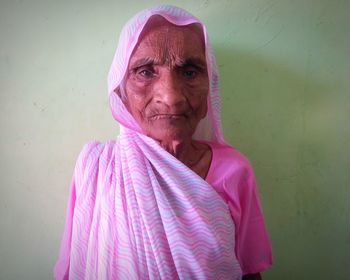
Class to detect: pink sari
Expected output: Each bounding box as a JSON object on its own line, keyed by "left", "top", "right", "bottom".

{"left": 54, "top": 5, "right": 242, "bottom": 279}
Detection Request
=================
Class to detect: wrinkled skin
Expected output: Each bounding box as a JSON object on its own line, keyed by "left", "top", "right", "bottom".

{"left": 124, "top": 17, "right": 211, "bottom": 178}
{"left": 125, "top": 19, "right": 208, "bottom": 142}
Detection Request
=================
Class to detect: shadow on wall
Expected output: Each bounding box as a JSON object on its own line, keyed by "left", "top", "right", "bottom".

{"left": 215, "top": 47, "right": 350, "bottom": 279}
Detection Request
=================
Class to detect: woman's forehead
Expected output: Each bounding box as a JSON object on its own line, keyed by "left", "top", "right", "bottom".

{"left": 129, "top": 17, "right": 205, "bottom": 67}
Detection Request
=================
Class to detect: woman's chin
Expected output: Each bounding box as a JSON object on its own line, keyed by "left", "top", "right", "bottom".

{"left": 145, "top": 127, "right": 193, "bottom": 143}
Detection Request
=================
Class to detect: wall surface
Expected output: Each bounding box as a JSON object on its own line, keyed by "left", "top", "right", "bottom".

{"left": 1, "top": 0, "right": 349, "bottom": 279}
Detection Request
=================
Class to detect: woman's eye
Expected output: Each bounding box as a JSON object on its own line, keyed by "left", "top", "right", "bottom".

{"left": 183, "top": 69, "right": 197, "bottom": 78}
{"left": 138, "top": 69, "right": 154, "bottom": 78}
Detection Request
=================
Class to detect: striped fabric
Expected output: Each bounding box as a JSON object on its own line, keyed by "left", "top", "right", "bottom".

{"left": 54, "top": 5, "right": 242, "bottom": 280}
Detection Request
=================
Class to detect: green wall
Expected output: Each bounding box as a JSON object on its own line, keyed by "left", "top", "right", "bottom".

{"left": 1, "top": 0, "right": 349, "bottom": 279}
{"left": 214, "top": 1, "right": 350, "bottom": 279}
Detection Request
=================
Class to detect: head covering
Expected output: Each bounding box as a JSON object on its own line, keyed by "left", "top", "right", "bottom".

{"left": 54, "top": 5, "right": 242, "bottom": 279}
{"left": 108, "top": 4, "right": 225, "bottom": 144}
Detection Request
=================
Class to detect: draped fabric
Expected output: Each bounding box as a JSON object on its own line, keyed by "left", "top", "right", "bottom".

{"left": 54, "top": 5, "right": 243, "bottom": 279}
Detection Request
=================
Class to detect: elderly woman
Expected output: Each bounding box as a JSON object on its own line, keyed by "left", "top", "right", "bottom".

{"left": 54, "top": 5, "right": 272, "bottom": 280}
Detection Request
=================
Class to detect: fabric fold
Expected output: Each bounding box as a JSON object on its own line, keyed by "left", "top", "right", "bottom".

{"left": 64, "top": 130, "right": 242, "bottom": 279}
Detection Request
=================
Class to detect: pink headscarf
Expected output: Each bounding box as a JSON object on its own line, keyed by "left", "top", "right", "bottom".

{"left": 108, "top": 4, "right": 225, "bottom": 144}
{"left": 54, "top": 5, "right": 242, "bottom": 279}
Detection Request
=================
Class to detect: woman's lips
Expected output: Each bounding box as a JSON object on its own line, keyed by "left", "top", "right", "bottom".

{"left": 149, "top": 114, "right": 188, "bottom": 120}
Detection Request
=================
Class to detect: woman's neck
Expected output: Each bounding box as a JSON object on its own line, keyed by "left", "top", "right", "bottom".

{"left": 158, "top": 138, "right": 191, "bottom": 162}
{"left": 158, "top": 138, "right": 212, "bottom": 178}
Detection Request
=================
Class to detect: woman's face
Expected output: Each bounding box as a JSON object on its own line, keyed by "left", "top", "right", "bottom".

{"left": 124, "top": 19, "right": 209, "bottom": 142}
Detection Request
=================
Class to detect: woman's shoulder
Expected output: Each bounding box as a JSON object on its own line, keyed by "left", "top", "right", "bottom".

{"left": 73, "top": 140, "right": 116, "bottom": 178}
{"left": 76, "top": 140, "right": 116, "bottom": 163}
{"left": 206, "top": 141, "right": 252, "bottom": 172}
{"left": 204, "top": 141, "right": 257, "bottom": 189}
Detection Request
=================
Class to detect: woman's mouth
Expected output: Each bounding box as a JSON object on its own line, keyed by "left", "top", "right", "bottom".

{"left": 149, "top": 114, "right": 188, "bottom": 120}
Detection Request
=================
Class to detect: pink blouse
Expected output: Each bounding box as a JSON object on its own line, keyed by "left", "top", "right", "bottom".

{"left": 205, "top": 141, "right": 273, "bottom": 275}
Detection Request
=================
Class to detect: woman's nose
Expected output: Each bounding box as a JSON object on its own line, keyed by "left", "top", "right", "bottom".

{"left": 154, "top": 70, "right": 186, "bottom": 108}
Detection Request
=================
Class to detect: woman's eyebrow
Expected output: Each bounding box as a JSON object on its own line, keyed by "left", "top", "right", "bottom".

{"left": 130, "top": 57, "right": 207, "bottom": 70}
{"left": 130, "top": 57, "right": 158, "bottom": 69}
{"left": 178, "top": 57, "right": 207, "bottom": 69}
